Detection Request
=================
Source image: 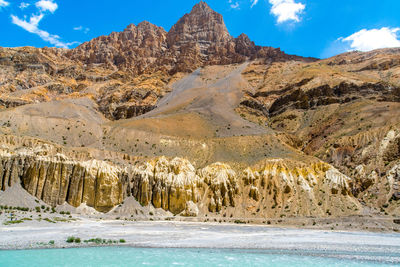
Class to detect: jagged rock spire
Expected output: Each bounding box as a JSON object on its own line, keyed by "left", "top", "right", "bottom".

{"left": 167, "top": 1, "right": 232, "bottom": 48}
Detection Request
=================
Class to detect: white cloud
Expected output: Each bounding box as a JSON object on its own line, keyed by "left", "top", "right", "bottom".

{"left": 11, "top": 14, "right": 77, "bottom": 48}
{"left": 231, "top": 2, "right": 239, "bottom": 9}
{"left": 340, "top": 27, "right": 400, "bottom": 52}
{"left": 19, "top": 2, "right": 30, "bottom": 9}
{"left": 12, "top": 13, "right": 43, "bottom": 29}
{"left": 74, "top": 26, "right": 90, "bottom": 34}
{"left": 35, "top": 0, "right": 58, "bottom": 13}
{"left": 251, "top": 0, "right": 258, "bottom": 8}
{"left": 0, "top": 0, "right": 9, "bottom": 8}
{"left": 269, "top": 0, "right": 305, "bottom": 23}
{"left": 228, "top": 0, "right": 239, "bottom": 9}
{"left": 10, "top": 0, "right": 77, "bottom": 48}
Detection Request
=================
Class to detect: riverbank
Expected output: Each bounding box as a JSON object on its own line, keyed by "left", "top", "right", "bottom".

{"left": 1, "top": 217, "right": 400, "bottom": 255}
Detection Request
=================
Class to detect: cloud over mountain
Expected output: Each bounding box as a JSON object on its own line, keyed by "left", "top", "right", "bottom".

{"left": 340, "top": 27, "right": 400, "bottom": 52}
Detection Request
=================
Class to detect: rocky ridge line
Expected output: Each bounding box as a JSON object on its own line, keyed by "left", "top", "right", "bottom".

{"left": 68, "top": 2, "right": 314, "bottom": 75}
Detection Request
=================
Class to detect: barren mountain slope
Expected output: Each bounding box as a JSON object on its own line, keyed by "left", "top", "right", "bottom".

{"left": 0, "top": 2, "right": 313, "bottom": 122}
{"left": 238, "top": 49, "right": 400, "bottom": 214}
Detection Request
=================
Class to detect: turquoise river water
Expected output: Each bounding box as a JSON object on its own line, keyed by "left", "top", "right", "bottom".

{"left": 0, "top": 247, "right": 399, "bottom": 267}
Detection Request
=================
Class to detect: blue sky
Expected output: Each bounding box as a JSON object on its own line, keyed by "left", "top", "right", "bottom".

{"left": 0, "top": 0, "right": 399, "bottom": 58}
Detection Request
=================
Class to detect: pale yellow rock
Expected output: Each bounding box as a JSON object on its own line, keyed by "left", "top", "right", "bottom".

{"left": 0, "top": 145, "right": 365, "bottom": 217}
{"left": 200, "top": 162, "right": 238, "bottom": 211}
{"left": 180, "top": 201, "right": 199, "bottom": 217}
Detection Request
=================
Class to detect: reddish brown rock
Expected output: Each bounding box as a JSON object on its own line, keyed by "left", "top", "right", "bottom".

{"left": 68, "top": 2, "right": 312, "bottom": 75}
{"left": 68, "top": 21, "right": 168, "bottom": 75}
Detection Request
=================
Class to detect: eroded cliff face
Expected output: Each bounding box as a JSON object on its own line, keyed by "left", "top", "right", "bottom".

{"left": 240, "top": 160, "right": 359, "bottom": 217}
{"left": 0, "top": 150, "right": 124, "bottom": 212}
{"left": 0, "top": 138, "right": 365, "bottom": 217}
{"left": 0, "top": 46, "right": 170, "bottom": 120}
{"left": 237, "top": 50, "right": 400, "bottom": 214}
{"left": 67, "top": 21, "right": 168, "bottom": 75}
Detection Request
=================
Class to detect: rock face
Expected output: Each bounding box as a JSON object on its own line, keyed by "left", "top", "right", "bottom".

{"left": 68, "top": 21, "right": 168, "bottom": 75}
{"left": 0, "top": 46, "right": 169, "bottom": 120}
{"left": 199, "top": 163, "right": 238, "bottom": 212}
{"left": 268, "top": 82, "right": 400, "bottom": 116}
{"left": 167, "top": 2, "right": 232, "bottom": 49}
{"left": 0, "top": 140, "right": 361, "bottom": 217}
{"left": 0, "top": 46, "right": 83, "bottom": 104}
{"left": 240, "top": 160, "right": 358, "bottom": 217}
{"left": 0, "top": 149, "right": 124, "bottom": 212}
{"left": 180, "top": 201, "right": 199, "bottom": 217}
{"left": 387, "top": 164, "right": 400, "bottom": 200}
{"left": 238, "top": 49, "right": 400, "bottom": 214}
{"left": 128, "top": 157, "right": 203, "bottom": 214}
{"left": 68, "top": 2, "right": 311, "bottom": 75}
{"left": 165, "top": 1, "right": 241, "bottom": 72}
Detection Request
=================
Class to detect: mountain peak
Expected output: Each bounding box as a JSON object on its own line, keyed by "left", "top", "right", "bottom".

{"left": 191, "top": 1, "right": 213, "bottom": 14}
{"left": 167, "top": 2, "right": 231, "bottom": 48}
{"left": 70, "top": 1, "right": 310, "bottom": 75}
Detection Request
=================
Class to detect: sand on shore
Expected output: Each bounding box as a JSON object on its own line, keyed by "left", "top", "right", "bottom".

{"left": 1, "top": 216, "right": 400, "bottom": 255}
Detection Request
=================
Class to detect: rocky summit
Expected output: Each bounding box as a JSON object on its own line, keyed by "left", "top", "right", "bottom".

{"left": 68, "top": 1, "right": 309, "bottom": 75}
{"left": 0, "top": 1, "right": 399, "bottom": 221}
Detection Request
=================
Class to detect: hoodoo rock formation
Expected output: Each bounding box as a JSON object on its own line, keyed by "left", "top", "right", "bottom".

{"left": 0, "top": 139, "right": 359, "bottom": 216}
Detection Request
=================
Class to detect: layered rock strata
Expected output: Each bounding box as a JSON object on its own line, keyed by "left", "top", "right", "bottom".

{"left": 238, "top": 51, "right": 400, "bottom": 214}
{"left": 0, "top": 142, "right": 362, "bottom": 217}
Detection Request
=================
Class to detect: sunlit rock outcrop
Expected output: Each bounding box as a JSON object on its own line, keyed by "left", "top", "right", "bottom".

{"left": 239, "top": 160, "right": 358, "bottom": 217}
{"left": 199, "top": 162, "right": 238, "bottom": 212}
